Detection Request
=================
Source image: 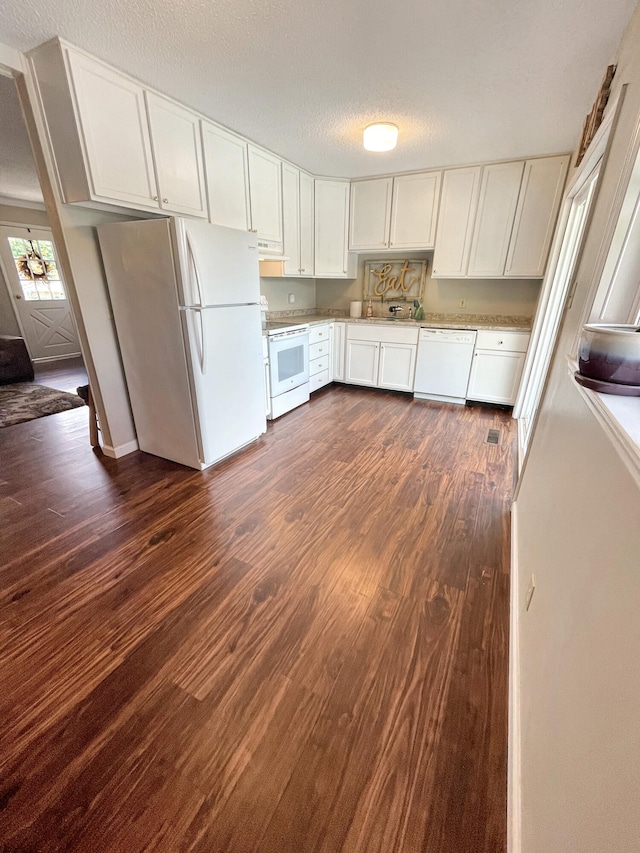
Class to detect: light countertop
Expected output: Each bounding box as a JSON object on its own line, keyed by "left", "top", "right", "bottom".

{"left": 266, "top": 312, "right": 532, "bottom": 333}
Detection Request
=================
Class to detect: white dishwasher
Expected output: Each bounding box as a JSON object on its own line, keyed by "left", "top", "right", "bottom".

{"left": 414, "top": 328, "right": 477, "bottom": 404}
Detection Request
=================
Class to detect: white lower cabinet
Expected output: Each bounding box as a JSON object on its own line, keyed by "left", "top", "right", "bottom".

{"left": 263, "top": 336, "right": 271, "bottom": 418}
{"left": 378, "top": 342, "right": 417, "bottom": 391}
{"left": 333, "top": 321, "right": 346, "bottom": 381}
{"left": 346, "top": 340, "right": 380, "bottom": 386}
{"left": 345, "top": 324, "right": 418, "bottom": 391}
{"left": 466, "top": 330, "right": 530, "bottom": 405}
{"left": 309, "top": 323, "right": 333, "bottom": 392}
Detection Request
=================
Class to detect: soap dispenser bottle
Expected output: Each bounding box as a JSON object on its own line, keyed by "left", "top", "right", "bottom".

{"left": 366, "top": 300, "right": 373, "bottom": 318}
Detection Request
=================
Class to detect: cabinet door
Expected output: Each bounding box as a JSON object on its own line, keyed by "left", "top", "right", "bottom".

{"left": 146, "top": 93, "right": 207, "bottom": 218}
{"left": 315, "top": 179, "right": 352, "bottom": 277}
{"left": 67, "top": 52, "right": 159, "bottom": 209}
{"left": 467, "top": 349, "right": 526, "bottom": 404}
{"left": 345, "top": 340, "right": 379, "bottom": 386}
{"left": 282, "top": 163, "right": 301, "bottom": 276}
{"left": 378, "top": 342, "right": 417, "bottom": 391}
{"left": 432, "top": 166, "right": 482, "bottom": 277}
{"left": 333, "top": 322, "right": 345, "bottom": 381}
{"left": 247, "top": 145, "right": 283, "bottom": 250}
{"left": 505, "top": 155, "right": 570, "bottom": 278}
{"left": 299, "top": 171, "right": 315, "bottom": 276}
{"left": 467, "top": 161, "right": 524, "bottom": 277}
{"left": 389, "top": 171, "right": 441, "bottom": 249}
{"left": 349, "top": 178, "right": 393, "bottom": 250}
{"left": 201, "top": 122, "right": 250, "bottom": 231}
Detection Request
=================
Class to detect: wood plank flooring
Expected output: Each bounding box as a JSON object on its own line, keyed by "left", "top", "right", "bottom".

{"left": 0, "top": 384, "right": 514, "bottom": 852}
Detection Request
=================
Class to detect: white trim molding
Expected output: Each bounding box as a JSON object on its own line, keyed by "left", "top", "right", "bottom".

{"left": 508, "top": 501, "right": 522, "bottom": 853}
{"left": 102, "top": 439, "right": 139, "bottom": 459}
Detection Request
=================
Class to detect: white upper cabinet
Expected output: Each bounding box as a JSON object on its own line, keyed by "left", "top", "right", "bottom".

{"left": 201, "top": 122, "right": 250, "bottom": 231}
{"left": 315, "top": 179, "right": 355, "bottom": 278}
{"left": 282, "top": 163, "right": 301, "bottom": 276}
{"left": 63, "top": 49, "right": 159, "bottom": 209}
{"left": 432, "top": 166, "right": 482, "bottom": 277}
{"left": 389, "top": 171, "right": 441, "bottom": 249}
{"left": 433, "top": 156, "right": 567, "bottom": 279}
{"left": 505, "top": 155, "right": 569, "bottom": 277}
{"left": 299, "top": 171, "right": 315, "bottom": 276}
{"left": 282, "top": 166, "right": 314, "bottom": 277}
{"left": 349, "top": 178, "right": 393, "bottom": 250}
{"left": 247, "top": 145, "right": 283, "bottom": 253}
{"left": 467, "top": 161, "right": 524, "bottom": 277}
{"left": 146, "top": 93, "right": 207, "bottom": 218}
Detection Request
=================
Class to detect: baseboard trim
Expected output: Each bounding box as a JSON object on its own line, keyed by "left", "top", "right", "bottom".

{"left": 102, "top": 439, "right": 138, "bottom": 459}
{"left": 508, "top": 500, "right": 522, "bottom": 853}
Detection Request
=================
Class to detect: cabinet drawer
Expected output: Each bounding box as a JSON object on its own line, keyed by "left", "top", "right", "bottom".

{"left": 310, "top": 369, "right": 331, "bottom": 391}
{"left": 309, "top": 355, "right": 329, "bottom": 376}
{"left": 309, "top": 323, "right": 331, "bottom": 345}
{"left": 309, "top": 339, "right": 330, "bottom": 361}
{"left": 475, "top": 330, "right": 530, "bottom": 352}
{"left": 347, "top": 323, "right": 419, "bottom": 345}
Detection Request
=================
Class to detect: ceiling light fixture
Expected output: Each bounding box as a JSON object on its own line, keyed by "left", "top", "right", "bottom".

{"left": 363, "top": 122, "right": 398, "bottom": 152}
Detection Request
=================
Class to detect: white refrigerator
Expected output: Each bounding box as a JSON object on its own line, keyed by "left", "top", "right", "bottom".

{"left": 98, "top": 217, "right": 266, "bottom": 469}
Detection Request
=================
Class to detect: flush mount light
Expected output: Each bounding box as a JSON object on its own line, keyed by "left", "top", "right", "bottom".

{"left": 363, "top": 122, "right": 398, "bottom": 152}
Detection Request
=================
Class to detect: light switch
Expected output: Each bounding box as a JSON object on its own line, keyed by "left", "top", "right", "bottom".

{"left": 458, "top": 298, "right": 466, "bottom": 308}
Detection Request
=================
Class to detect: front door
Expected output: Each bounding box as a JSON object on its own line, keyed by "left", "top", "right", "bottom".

{"left": 0, "top": 226, "right": 81, "bottom": 361}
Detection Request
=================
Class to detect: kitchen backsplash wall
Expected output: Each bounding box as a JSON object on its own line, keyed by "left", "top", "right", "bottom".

{"left": 315, "top": 251, "right": 542, "bottom": 318}
{"left": 259, "top": 277, "right": 317, "bottom": 313}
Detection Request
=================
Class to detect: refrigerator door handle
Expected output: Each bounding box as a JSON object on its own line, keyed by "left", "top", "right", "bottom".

{"left": 186, "top": 231, "right": 204, "bottom": 308}
{"left": 186, "top": 308, "right": 207, "bottom": 376}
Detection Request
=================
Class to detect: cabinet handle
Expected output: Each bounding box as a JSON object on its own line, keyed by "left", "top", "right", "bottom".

{"left": 498, "top": 340, "right": 504, "bottom": 345}
{"left": 153, "top": 195, "right": 158, "bottom": 201}
{"left": 163, "top": 198, "right": 168, "bottom": 204}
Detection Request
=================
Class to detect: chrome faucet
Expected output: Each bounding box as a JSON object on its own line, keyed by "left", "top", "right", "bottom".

{"left": 389, "top": 305, "right": 404, "bottom": 317}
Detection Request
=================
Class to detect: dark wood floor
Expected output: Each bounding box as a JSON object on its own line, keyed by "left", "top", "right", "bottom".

{"left": 34, "top": 355, "right": 88, "bottom": 393}
{"left": 0, "top": 384, "right": 514, "bottom": 853}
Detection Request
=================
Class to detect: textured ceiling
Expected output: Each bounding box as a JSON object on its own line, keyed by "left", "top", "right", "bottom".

{"left": 0, "top": 74, "right": 43, "bottom": 204}
{"left": 0, "top": 0, "right": 637, "bottom": 190}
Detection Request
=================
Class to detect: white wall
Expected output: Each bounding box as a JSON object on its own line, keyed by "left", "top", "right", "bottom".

{"left": 259, "top": 276, "right": 316, "bottom": 312}
{"left": 315, "top": 250, "right": 541, "bottom": 318}
{"left": 0, "top": 204, "right": 49, "bottom": 337}
{"left": 513, "top": 3, "right": 640, "bottom": 851}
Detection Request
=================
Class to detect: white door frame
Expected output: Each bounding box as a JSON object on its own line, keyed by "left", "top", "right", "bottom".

{"left": 0, "top": 222, "right": 81, "bottom": 361}
{"left": 513, "top": 89, "right": 624, "bottom": 472}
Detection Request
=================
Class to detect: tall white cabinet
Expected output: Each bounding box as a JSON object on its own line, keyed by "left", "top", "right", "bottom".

{"left": 282, "top": 165, "right": 315, "bottom": 276}
{"left": 432, "top": 167, "right": 482, "bottom": 277}
{"left": 314, "top": 179, "right": 355, "bottom": 278}
{"left": 247, "top": 145, "right": 283, "bottom": 253}
{"left": 201, "top": 122, "right": 250, "bottom": 231}
{"left": 467, "top": 160, "right": 524, "bottom": 277}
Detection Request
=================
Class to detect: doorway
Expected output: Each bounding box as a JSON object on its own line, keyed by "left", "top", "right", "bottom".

{"left": 0, "top": 224, "right": 81, "bottom": 361}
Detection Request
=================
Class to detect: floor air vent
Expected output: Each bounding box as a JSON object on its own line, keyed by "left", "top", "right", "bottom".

{"left": 485, "top": 428, "right": 501, "bottom": 446}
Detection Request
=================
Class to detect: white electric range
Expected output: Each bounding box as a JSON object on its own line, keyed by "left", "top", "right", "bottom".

{"left": 265, "top": 321, "right": 310, "bottom": 419}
